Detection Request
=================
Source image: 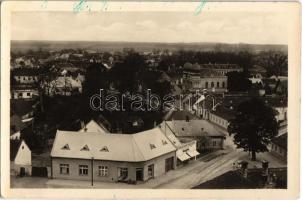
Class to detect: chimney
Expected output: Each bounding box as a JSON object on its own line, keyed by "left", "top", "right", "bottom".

{"left": 80, "top": 121, "right": 87, "bottom": 132}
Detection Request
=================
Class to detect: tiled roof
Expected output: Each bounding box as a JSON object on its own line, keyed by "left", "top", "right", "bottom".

{"left": 166, "top": 119, "right": 226, "bottom": 138}
{"left": 164, "top": 110, "right": 199, "bottom": 121}
{"left": 51, "top": 127, "right": 176, "bottom": 162}
{"left": 79, "top": 120, "right": 108, "bottom": 133}
{"left": 10, "top": 140, "right": 22, "bottom": 161}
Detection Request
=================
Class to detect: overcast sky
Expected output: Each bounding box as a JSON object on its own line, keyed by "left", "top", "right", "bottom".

{"left": 11, "top": 11, "right": 288, "bottom": 44}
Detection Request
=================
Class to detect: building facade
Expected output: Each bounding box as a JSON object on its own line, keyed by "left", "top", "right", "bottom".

{"left": 50, "top": 128, "right": 177, "bottom": 183}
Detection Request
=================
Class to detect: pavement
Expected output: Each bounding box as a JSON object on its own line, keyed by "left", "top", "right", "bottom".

{"left": 11, "top": 146, "right": 287, "bottom": 189}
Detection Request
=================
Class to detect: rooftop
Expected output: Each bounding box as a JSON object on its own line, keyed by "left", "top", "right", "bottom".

{"left": 166, "top": 119, "right": 226, "bottom": 138}
{"left": 51, "top": 127, "right": 176, "bottom": 162}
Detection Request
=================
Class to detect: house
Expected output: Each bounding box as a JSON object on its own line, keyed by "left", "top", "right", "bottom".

{"left": 165, "top": 119, "right": 225, "bottom": 152}
{"left": 183, "top": 63, "right": 228, "bottom": 93}
{"left": 158, "top": 121, "right": 200, "bottom": 165}
{"left": 207, "top": 106, "right": 235, "bottom": 130}
{"left": 11, "top": 85, "right": 39, "bottom": 99}
{"left": 50, "top": 127, "right": 177, "bottom": 182}
{"left": 264, "top": 97, "right": 287, "bottom": 122}
{"left": 10, "top": 140, "right": 32, "bottom": 176}
{"left": 12, "top": 68, "right": 40, "bottom": 84}
{"left": 198, "top": 63, "right": 243, "bottom": 75}
{"left": 270, "top": 133, "right": 287, "bottom": 162}
{"left": 10, "top": 131, "right": 21, "bottom": 140}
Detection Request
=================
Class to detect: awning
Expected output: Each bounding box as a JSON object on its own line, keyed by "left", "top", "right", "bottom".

{"left": 187, "top": 150, "right": 200, "bottom": 157}
{"left": 177, "top": 153, "right": 191, "bottom": 161}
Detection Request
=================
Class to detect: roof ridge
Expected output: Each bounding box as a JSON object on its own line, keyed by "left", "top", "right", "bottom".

{"left": 131, "top": 134, "right": 146, "bottom": 161}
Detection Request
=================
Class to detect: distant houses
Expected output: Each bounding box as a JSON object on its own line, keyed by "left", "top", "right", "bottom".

{"left": 182, "top": 63, "right": 228, "bottom": 93}
{"left": 11, "top": 85, "right": 39, "bottom": 100}
{"left": 12, "top": 68, "right": 40, "bottom": 84}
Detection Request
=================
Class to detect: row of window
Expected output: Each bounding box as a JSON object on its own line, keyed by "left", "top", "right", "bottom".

{"left": 59, "top": 164, "right": 108, "bottom": 176}
{"left": 16, "top": 76, "right": 37, "bottom": 81}
{"left": 205, "top": 81, "right": 226, "bottom": 89}
{"left": 210, "top": 114, "right": 228, "bottom": 127}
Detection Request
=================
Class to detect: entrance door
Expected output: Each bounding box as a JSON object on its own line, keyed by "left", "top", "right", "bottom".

{"left": 136, "top": 168, "right": 143, "bottom": 181}
{"left": 165, "top": 157, "right": 174, "bottom": 172}
{"left": 20, "top": 167, "right": 25, "bottom": 177}
{"left": 117, "top": 168, "right": 128, "bottom": 182}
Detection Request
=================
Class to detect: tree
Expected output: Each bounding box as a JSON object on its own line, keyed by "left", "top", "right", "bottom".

{"left": 227, "top": 71, "right": 252, "bottom": 92}
{"left": 257, "top": 51, "right": 288, "bottom": 77}
{"left": 227, "top": 98, "right": 278, "bottom": 160}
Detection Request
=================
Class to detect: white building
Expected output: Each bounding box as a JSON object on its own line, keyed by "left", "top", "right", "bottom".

{"left": 10, "top": 140, "right": 32, "bottom": 176}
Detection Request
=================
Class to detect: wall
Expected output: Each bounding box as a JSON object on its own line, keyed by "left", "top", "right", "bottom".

{"left": 14, "top": 76, "right": 38, "bottom": 84}
{"left": 271, "top": 143, "right": 287, "bottom": 162}
{"left": 51, "top": 151, "right": 176, "bottom": 182}
{"left": 208, "top": 113, "right": 229, "bottom": 129}
{"left": 274, "top": 107, "right": 287, "bottom": 122}
{"left": 11, "top": 89, "right": 39, "bottom": 99}
{"left": 14, "top": 141, "right": 32, "bottom": 166}
{"left": 187, "top": 76, "right": 228, "bottom": 92}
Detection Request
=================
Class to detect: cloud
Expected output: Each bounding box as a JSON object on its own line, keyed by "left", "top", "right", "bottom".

{"left": 136, "top": 20, "right": 158, "bottom": 29}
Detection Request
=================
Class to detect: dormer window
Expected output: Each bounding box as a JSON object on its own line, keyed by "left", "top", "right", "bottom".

{"left": 150, "top": 143, "right": 156, "bottom": 149}
{"left": 162, "top": 140, "right": 168, "bottom": 145}
{"left": 81, "top": 144, "right": 90, "bottom": 151}
{"left": 61, "top": 144, "right": 70, "bottom": 150}
{"left": 100, "top": 146, "right": 109, "bottom": 152}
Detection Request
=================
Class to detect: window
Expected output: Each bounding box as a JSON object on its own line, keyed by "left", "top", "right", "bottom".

{"left": 118, "top": 168, "right": 128, "bottom": 180}
{"left": 211, "top": 82, "right": 214, "bottom": 88}
{"left": 60, "top": 164, "right": 69, "bottom": 175}
{"left": 150, "top": 143, "right": 156, "bottom": 149}
{"left": 213, "top": 141, "right": 216, "bottom": 146}
{"left": 205, "top": 82, "right": 208, "bottom": 88}
{"left": 81, "top": 144, "right": 89, "bottom": 151}
{"left": 27, "top": 92, "right": 31, "bottom": 97}
{"left": 61, "top": 144, "right": 70, "bottom": 150}
{"left": 18, "top": 93, "right": 22, "bottom": 97}
{"left": 79, "top": 165, "right": 88, "bottom": 175}
{"left": 100, "top": 146, "right": 109, "bottom": 152}
{"left": 162, "top": 140, "right": 168, "bottom": 145}
{"left": 148, "top": 164, "right": 154, "bottom": 178}
{"left": 98, "top": 166, "right": 108, "bottom": 176}
{"left": 217, "top": 82, "right": 220, "bottom": 88}
{"left": 222, "top": 82, "right": 225, "bottom": 88}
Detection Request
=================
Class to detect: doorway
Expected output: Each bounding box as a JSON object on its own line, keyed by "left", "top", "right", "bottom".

{"left": 165, "top": 157, "right": 174, "bottom": 172}
{"left": 136, "top": 168, "right": 143, "bottom": 181}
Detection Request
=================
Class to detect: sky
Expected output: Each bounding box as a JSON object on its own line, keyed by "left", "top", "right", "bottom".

{"left": 11, "top": 11, "right": 288, "bottom": 44}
